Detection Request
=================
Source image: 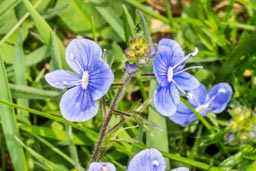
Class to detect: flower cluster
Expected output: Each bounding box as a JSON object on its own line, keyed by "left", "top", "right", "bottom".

{"left": 152, "top": 39, "right": 201, "bottom": 117}
{"left": 170, "top": 83, "right": 233, "bottom": 126}
{"left": 89, "top": 148, "right": 189, "bottom": 171}
{"left": 45, "top": 38, "right": 233, "bottom": 170}
{"left": 152, "top": 39, "right": 232, "bottom": 126}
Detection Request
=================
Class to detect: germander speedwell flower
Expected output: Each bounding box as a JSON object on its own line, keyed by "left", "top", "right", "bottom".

{"left": 170, "top": 83, "right": 232, "bottom": 126}
{"left": 127, "top": 148, "right": 166, "bottom": 171}
{"left": 153, "top": 39, "right": 201, "bottom": 117}
{"left": 45, "top": 39, "right": 114, "bottom": 122}
{"left": 88, "top": 162, "right": 116, "bottom": 171}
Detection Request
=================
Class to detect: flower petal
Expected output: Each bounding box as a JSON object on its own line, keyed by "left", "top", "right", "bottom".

{"left": 173, "top": 72, "right": 200, "bottom": 91}
{"left": 158, "top": 38, "right": 185, "bottom": 70}
{"left": 153, "top": 83, "right": 180, "bottom": 117}
{"left": 88, "top": 162, "right": 116, "bottom": 171}
{"left": 207, "top": 83, "right": 232, "bottom": 113}
{"left": 153, "top": 46, "right": 174, "bottom": 86}
{"left": 88, "top": 59, "right": 114, "bottom": 100}
{"left": 171, "top": 167, "right": 190, "bottom": 171}
{"left": 45, "top": 70, "right": 80, "bottom": 89}
{"left": 169, "top": 102, "right": 197, "bottom": 126}
{"left": 187, "top": 84, "right": 208, "bottom": 106}
{"left": 60, "top": 86, "right": 98, "bottom": 122}
{"left": 65, "top": 39, "right": 102, "bottom": 74}
{"left": 128, "top": 148, "right": 166, "bottom": 171}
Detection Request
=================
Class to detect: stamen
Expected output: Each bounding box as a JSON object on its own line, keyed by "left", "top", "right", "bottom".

{"left": 174, "top": 66, "right": 203, "bottom": 75}
{"left": 81, "top": 71, "right": 89, "bottom": 89}
{"left": 173, "top": 48, "right": 199, "bottom": 69}
{"left": 59, "top": 80, "right": 82, "bottom": 87}
{"left": 191, "top": 47, "right": 198, "bottom": 56}
{"left": 167, "top": 66, "right": 173, "bottom": 82}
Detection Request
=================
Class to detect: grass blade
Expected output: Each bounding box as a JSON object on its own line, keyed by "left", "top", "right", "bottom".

{"left": 0, "top": 52, "right": 27, "bottom": 170}
{"left": 146, "top": 80, "right": 169, "bottom": 169}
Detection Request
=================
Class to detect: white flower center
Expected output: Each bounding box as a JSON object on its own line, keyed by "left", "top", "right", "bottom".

{"left": 81, "top": 71, "right": 89, "bottom": 89}
{"left": 167, "top": 66, "right": 173, "bottom": 82}
{"left": 196, "top": 103, "right": 208, "bottom": 113}
{"left": 187, "top": 92, "right": 193, "bottom": 100}
{"left": 218, "top": 88, "right": 226, "bottom": 93}
{"left": 101, "top": 166, "right": 108, "bottom": 171}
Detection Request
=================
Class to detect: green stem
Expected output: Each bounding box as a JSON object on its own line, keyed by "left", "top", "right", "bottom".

{"left": 89, "top": 73, "right": 131, "bottom": 163}
{"left": 180, "top": 97, "right": 214, "bottom": 133}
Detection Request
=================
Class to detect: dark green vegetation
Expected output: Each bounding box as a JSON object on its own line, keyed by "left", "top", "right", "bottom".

{"left": 0, "top": 0, "right": 256, "bottom": 170}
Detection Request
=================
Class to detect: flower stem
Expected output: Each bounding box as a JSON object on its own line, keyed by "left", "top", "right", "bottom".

{"left": 180, "top": 97, "right": 214, "bottom": 133}
{"left": 89, "top": 73, "right": 131, "bottom": 163}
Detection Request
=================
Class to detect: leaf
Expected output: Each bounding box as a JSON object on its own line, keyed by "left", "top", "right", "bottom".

{"left": 15, "top": 136, "right": 69, "bottom": 171}
{"left": 9, "top": 83, "right": 60, "bottom": 99}
{"left": 0, "top": 50, "right": 27, "bottom": 170}
{"left": 0, "top": 0, "right": 20, "bottom": 16}
{"left": 22, "top": 0, "right": 65, "bottom": 65}
{"left": 122, "top": 4, "right": 136, "bottom": 42}
{"left": 218, "top": 31, "right": 256, "bottom": 81}
{"left": 146, "top": 80, "right": 170, "bottom": 169}
{"left": 91, "top": 0, "right": 125, "bottom": 41}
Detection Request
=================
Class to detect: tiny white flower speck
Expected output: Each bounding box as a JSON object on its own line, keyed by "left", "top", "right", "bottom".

{"left": 218, "top": 88, "right": 226, "bottom": 93}
{"left": 187, "top": 92, "right": 193, "bottom": 100}
{"left": 63, "top": 81, "right": 68, "bottom": 85}
{"left": 70, "top": 53, "right": 74, "bottom": 59}
{"left": 152, "top": 160, "right": 159, "bottom": 166}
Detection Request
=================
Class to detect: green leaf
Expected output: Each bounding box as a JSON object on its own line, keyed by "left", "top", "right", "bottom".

{"left": 146, "top": 80, "right": 170, "bottom": 169}
{"left": 122, "top": 4, "right": 136, "bottom": 42}
{"left": 0, "top": 0, "right": 21, "bottom": 16}
{"left": 218, "top": 31, "right": 256, "bottom": 81}
{"left": 22, "top": 0, "right": 65, "bottom": 65}
{"left": 15, "top": 136, "right": 69, "bottom": 171}
{"left": 20, "top": 125, "right": 93, "bottom": 146}
{"left": 0, "top": 51, "right": 27, "bottom": 170}
{"left": 10, "top": 83, "right": 60, "bottom": 99}
{"left": 91, "top": 0, "right": 125, "bottom": 41}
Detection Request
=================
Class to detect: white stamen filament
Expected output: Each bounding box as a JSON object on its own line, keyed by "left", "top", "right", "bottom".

{"left": 174, "top": 66, "right": 203, "bottom": 75}
{"left": 173, "top": 47, "right": 199, "bottom": 69}
{"left": 167, "top": 66, "right": 173, "bottom": 82}
{"left": 81, "top": 71, "right": 89, "bottom": 89}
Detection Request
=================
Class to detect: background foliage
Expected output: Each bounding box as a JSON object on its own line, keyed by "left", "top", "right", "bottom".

{"left": 0, "top": 0, "right": 256, "bottom": 170}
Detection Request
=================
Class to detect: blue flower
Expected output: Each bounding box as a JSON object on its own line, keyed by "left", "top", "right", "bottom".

{"left": 88, "top": 162, "right": 116, "bottom": 171}
{"left": 45, "top": 39, "right": 114, "bottom": 122}
{"left": 153, "top": 39, "right": 201, "bottom": 117}
{"left": 128, "top": 148, "right": 166, "bottom": 171}
{"left": 170, "top": 83, "right": 233, "bottom": 126}
{"left": 171, "top": 167, "right": 189, "bottom": 171}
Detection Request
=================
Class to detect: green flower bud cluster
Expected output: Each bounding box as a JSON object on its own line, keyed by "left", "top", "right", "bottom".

{"left": 226, "top": 106, "right": 256, "bottom": 144}
{"left": 125, "top": 37, "right": 152, "bottom": 65}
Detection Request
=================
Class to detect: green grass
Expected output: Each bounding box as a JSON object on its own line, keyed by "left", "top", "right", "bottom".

{"left": 0, "top": 0, "right": 256, "bottom": 170}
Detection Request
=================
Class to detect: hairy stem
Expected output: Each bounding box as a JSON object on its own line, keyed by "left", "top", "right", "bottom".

{"left": 89, "top": 73, "right": 131, "bottom": 163}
